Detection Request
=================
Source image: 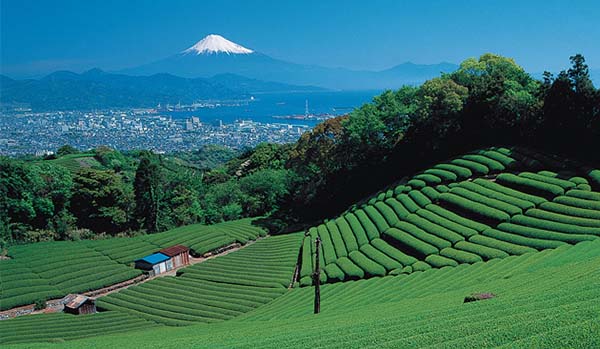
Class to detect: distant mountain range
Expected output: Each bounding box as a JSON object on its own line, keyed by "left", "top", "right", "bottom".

{"left": 121, "top": 34, "right": 459, "bottom": 90}
{"left": 0, "top": 69, "right": 322, "bottom": 111}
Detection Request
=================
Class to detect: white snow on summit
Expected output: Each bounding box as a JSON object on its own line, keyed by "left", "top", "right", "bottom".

{"left": 183, "top": 34, "right": 254, "bottom": 55}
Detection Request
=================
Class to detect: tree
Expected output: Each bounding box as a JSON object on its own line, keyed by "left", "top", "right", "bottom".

{"left": 70, "top": 168, "right": 131, "bottom": 234}
{"left": 56, "top": 145, "right": 79, "bottom": 157}
{"left": 134, "top": 152, "right": 163, "bottom": 232}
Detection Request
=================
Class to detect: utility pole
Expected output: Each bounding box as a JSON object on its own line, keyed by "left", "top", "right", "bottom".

{"left": 313, "top": 236, "right": 321, "bottom": 314}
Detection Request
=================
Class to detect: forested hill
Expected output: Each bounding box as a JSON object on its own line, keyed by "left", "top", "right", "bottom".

{"left": 1, "top": 53, "right": 598, "bottom": 246}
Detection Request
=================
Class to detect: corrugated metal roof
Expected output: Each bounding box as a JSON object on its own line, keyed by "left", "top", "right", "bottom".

{"left": 65, "top": 295, "right": 89, "bottom": 309}
{"left": 159, "top": 244, "right": 190, "bottom": 257}
{"left": 138, "top": 252, "right": 170, "bottom": 265}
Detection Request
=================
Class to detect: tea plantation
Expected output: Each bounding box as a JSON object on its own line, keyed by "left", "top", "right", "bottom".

{"left": 2, "top": 147, "right": 600, "bottom": 348}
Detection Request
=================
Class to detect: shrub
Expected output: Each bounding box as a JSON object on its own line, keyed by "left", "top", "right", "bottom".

{"left": 513, "top": 214, "right": 600, "bottom": 234}
{"left": 459, "top": 181, "right": 534, "bottom": 210}
{"left": 336, "top": 257, "right": 364, "bottom": 279}
{"left": 565, "top": 189, "right": 600, "bottom": 201}
{"left": 438, "top": 193, "right": 511, "bottom": 224}
{"left": 463, "top": 154, "right": 505, "bottom": 172}
{"left": 468, "top": 234, "right": 536, "bottom": 255}
{"left": 405, "top": 214, "right": 464, "bottom": 243}
{"left": 395, "top": 221, "right": 452, "bottom": 250}
{"left": 364, "top": 205, "right": 390, "bottom": 233}
{"left": 589, "top": 169, "right": 600, "bottom": 188}
{"left": 407, "top": 179, "right": 427, "bottom": 189}
{"left": 497, "top": 223, "right": 596, "bottom": 244}
{"left": 425, "top": 254, "right": 458, "bottom": 267}
{"left": 451, "top": 159, "right": 489, "bottom": 175}
{"left": 396, "top": 194, "right": 420, "bottom": 213}
{"left": 359, "top": 244, "right": 403, "bottom": 271}
{"left": 411, "top": 261, "right": 432, "bottom": 271}
{"left": 525, "top": 208, "right": 600, "bottom": 228}
{"left": 374, "top": 201, "right": 401, "bottom": 227}
{"left": 540, "top": 202, "right": 600, "bottom": 220}
{"left": 34, "top": 298, "right": 47, "bottom": 310}
{"left": 496, "top": 173, "right": 564, "bottom": 199}
{"left": 385, "top": 189, "right": 394, "bottom": 199}
{"left": 553, "top": 196, "right": 600, "bottom": 210}
{"left": 577, "top": 184, "right": 592, "bottom": 191}
{"left": 393, "top": 185, "right": 410, "bottom": 195}
{"left": 317, "top": 224, "right": 337, "bottom": 264}
{"left": 519, "top": 172, "right": 576, "bottom": 190}
{"left": 416, "top": 208, "right": 478, "bottom": 238}
{"left": 421, "top": 186, "right": 441, "bottom": 201}
{"left": 344, "top": 213, "right": 369, "bottom": 246}
{"left": 482, "top": 228, "right": 565, "bottom": 250}
{"left": 384, "top": 198, "right": 410, "bottom": 219}
{"left": 326, "top": 221, "right": 348, "bottom": 258}
{"left": 409, "top": 190, "right": 432, "bottom": 208}
{"left": 370, "top": 238, "right": 418, "bottom": 265}
{"left": 473, "top": 178, "right": 547, "bottom": 205}
{"left": 436, "top": 185, "right": 450, "bottom": 193}
{"left": 449, "top": 187, "right": 522, "bottom": 216}
{"left": 434, "top": 163, "right": 472, "bottom": 179}
{"left": 569, "top": 176, "right": 589, "bottom": 185}
{"left": 426, "top": 204, "right": 489, "bottom": 233}
{"left": 348, "top": 251, "right": 386, "bottom": 276}
{"left": 440, "top": 247, "right": 483, "bottom": 264}
{"left": 354, "top": 209, "right": 380, "bottom": 241}
{"left": 454, "top": 240, "right": 509, "bottom": 260}
{"left": 413, "top": 174, "right": 442, "bottom": 186}
{"left": 300, "top": 237, "right": 313, "bottom": 279}
{"left": 478, "top": 150, "right": 516, "bottom": 168}
{"left": 336, "top": 217, "right": 359, "bottom": 252}
{"left": 424, "top": 168, "right": 458, "bottom": 182}
{"left": 383, "top": 227, "right": 439, "bottom": 256}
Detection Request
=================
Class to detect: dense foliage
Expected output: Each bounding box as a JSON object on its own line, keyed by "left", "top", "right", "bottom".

{"left": 0, "top": 53, "right": 598, "bottom": 243}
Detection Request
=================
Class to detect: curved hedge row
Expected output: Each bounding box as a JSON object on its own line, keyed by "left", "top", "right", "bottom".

{"left": 554, "top": 196, "right": 600, "bottom": 210}
{"left": 589, "top": 169, "right": 600, "bottom": 188}
{"left": 525, "top": 208, "right": 600, "bottom": 228}
{"left": 405, "top": 214, "right": 464, "bottom": 244}
{"left": 407, "top": 179, "right": 427, "bottom": 189}
{"left": 477, "top": 150, "right": 516, "bottom": 168}
{"left": 497, "top": 223, "right": 596, "bottom": 244}
{"left": 396, "top": 194, "right": 420, "bottom": 213}
{"left": 482, "top": 228, "right": 566, "bottom": 250}
{"left": 395, "top": 221, "right": 452, "bottom": 250}
{"left": 519, "top": 172, "right": 576, "bottom": 190}
{"left": 451, "top": 158, "right": 489, "bottom": 175}
{"left": 454, "top": 240, "right": 509, "bottom": 260}
{"left": 566, "top": 189, "right": 600, "bottom": 201}
{"left": 425, "top": 254, "right": 458, "bottom": 267}
{"left": 371, "top": 238, "right": 418, "bottom": 266}
{"left": 374, "top": 201, "right": 401, "bottom": 227}
{"left": 512, "top": 214, "right": 600, "bottom": 235}
{"left": 336, "top": 216, "right": 359, "bottom": 252}
{"left": 317, "top": 224, "right": 337, "bottom": 264}
{"left": 345, "top": 213, "right": 370, "bottom": 246}
{"left": 416, "top": 208, "right": 478, "bottom": 238}
{"left": 326, "top": 220, "right": 348, "bottom": 258}
{"left": 540, "top": 202, "right": 600, "bottom": 220}
{"left": 463, "top": 154, "right": 505, "bottom": 172}
{"left": 348, "top": 251, "right": 386, "bottom": 276}
{"left": 413, "top": 174, "right": 442, "bottom": 186}
{"left": 468, "top": 234, "right": 536, "bottom": 255}
{"left": 359, "top": 244, "right": 403, "bottom": 271}
{"left": 440, "top": 247, "right": 483, "bottom": 264}
{"left": 434, "top": 163, "right": 472, "bottom": 179}
{"left": 424, "top": 168, "right": 458, "bottom": 182}
{"left": 383, "top": 227, "right": 439, "bottom": 256}
{"left": 355, "top": 209, "right": 380, "bottom": 240}
{"left": 426, "top": 204, "right": 489, "bottom": 233}
{"left": 458, "top": 181, "right": 534, "bottom": 210}
{"left": 385, "top": 198, "right": 410, "bottom": 219}
{"left": 449, "top": 187, "right": 522, "bottom": 216}
{"left": 473, "top": 178, "right": 547, "bottom": 205}
{"left": 438, "top": 192, "right": 511, "bottom": 224}
{"left": 336, "top": 257, "right": 365, "bottom": 279}
{"left": 421, "top": 187, "right": 441, "bottom": 201}
{"left": 409, "top": 190, "right": 432, "bottom": 208}
{"left": 496, "top": 173, "right": 564, "bottom": 199}
{"left": 324, "top": 263, "right": 345, "bottom": 282}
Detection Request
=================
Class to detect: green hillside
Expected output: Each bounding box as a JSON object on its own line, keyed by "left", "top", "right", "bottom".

{"left": 1, "top": 147, "right": 600, "bottom": 347}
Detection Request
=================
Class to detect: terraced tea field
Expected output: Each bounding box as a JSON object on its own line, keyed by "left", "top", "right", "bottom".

{"left": 2, "top": 146, "right": 599, "bottom": 348}
{"left": 0, "top": 218, "right": 266, "bottom": 310}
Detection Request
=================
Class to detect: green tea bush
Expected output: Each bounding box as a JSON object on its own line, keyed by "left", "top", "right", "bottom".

{"left": 413, "top": 174, "right": 442, "bottom": 186}
{"left": 421, "top": 187, "right": 441, "bottom": 201}
{"left": 359, "top": 244, "right": 403, "bottom": 271}
{"left": 355, "top": 209, "right": 380, "bottom": 241}
{"left": 409, "top": 190, "right": 432, "bottom": 208}
{"left": 416, "top": 208, "right": 478, "bottom": 238}
{"left": 364, "top": 205, "right": 390, "bottom": 233}
{"left": 395, "top": 221, "right": 452, "bottom": 249}
{"left": 459, "top": 181, "right": 534, "bottom": 210}
{"left": 540, "top": 202, "right": 600, "bottom": 219}
{"left": 336, "top": 257, "right": 365, "bottom": 279}
{"left": 473, "top": 178, "right": 547, "bottom": 205}
{"left": 370, "top": 238, "right": 418, "bottom": 265}
{"left": 383, "top": 227, "right": 439, "bottom": 256}
{"left": 326, "top": 220, "right": 348, "bottom": 258}
{"left": 451, "top": 159, "right": 489, "bottom": 175}
{"left": 496, "top": 173, "right": 564, "bottom": 199}
{"left": 407, "top": 179, "right": 426, "bottom": 189}
{"left": 405, "top": 214, "right": 464, "bottom": 243}
{"left": 425, "top": 204, "right": 489, "bottom": 233}
{"left": 396, "top": 194, "right": 420, "bottom": 213}
{"left": 336, "top": 216, "right": 359, "bottom": 252}
{"left": 449, "top": 187, "right": 522, "bottom": 216}
{"left": 434, "top": 163, "right": 472, "bottom": 179}
{"left": 438, "top": 193, "right": 511, "bottom": 223}
{"left": 482, "top": 228, "right": 565, "bottom": 250}
{"left": 424, "top": 168, "right": 458, "bottom": 182}
{"left": 384, "top": 198, "right": 410, "bottom": 219}
{"left": 425, "top": 254, "right": 458, "bottom": 267}
{"left": 348, "top": 251, "right": 386, "bottom": 276}
{"left": 512, "top": 214, "right": 600, "bottom": 235}
{"left": 525, "top": 208, "right": 600, "bottom": 228}
{"left": 498, "top": 223, "right": 596, "bottom": 244}
{"left": 374, "top": 201, "right": 400, "bottom": 227}
{"left": 554, "top": 196, "right": 600, "bottom": 210}
{"left": 344, "top": 213, "right": 370, "bottom": 246}
{"left": 463, "top": 154, "right": 505, "bottom": 171}
{"left": 440, "top": 247, "right": 483, "bottom": 264}
{"left": 454, "top": 240, "right": 509, "bottom": 260}
{"left": 520, "top": 172, "right": 576, "bottom": 190}
{"left": 468, "top": 234, "right": 536, "bottom": 255}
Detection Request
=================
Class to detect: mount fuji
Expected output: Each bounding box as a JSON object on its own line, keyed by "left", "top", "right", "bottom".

{"left": 122, "top": 34, "right": 458, "bottom": 90}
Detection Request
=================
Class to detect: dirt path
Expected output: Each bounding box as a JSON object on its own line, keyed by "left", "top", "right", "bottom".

{"left": 0, "top": 237, "right": 266, "bottom": 320}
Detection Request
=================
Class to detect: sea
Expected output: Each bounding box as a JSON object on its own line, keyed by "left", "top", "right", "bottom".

{"left": 164, "top": 90, "right": 382, "bottom": 127}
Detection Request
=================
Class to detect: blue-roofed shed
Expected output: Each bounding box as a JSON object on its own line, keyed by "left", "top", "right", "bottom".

{"left": 134, "top": 252, "right": 172, "bottom": 276}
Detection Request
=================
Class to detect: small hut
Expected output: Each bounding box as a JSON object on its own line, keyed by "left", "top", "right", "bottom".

{"left": 63, "top": 294, "right": 96, "bottom": 315}
{"left": 159, "top": 245, "right": 190, "bottom": 269}
{"left": 134, "top": 252, "right": 170, "bottom": 276}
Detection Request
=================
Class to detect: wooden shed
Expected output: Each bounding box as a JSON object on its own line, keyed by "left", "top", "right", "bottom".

{"left": 159, "top": 245, "right": 190, "bottom": 269}
{"left": 63, "top": 294, "right": 96, "bottom": 315}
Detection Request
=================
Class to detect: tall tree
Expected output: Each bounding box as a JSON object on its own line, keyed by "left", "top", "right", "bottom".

{"left": 134, "top": 152, "right": 163, "bottom": 232}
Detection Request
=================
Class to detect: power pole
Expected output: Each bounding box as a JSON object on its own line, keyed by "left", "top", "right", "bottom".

{"left": 313, "top": 236, "right": 321, "bottom": 314}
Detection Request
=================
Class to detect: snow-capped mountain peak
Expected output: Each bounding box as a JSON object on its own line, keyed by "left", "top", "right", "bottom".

{"left": 183, "top": 34, "right": 254, "bottom": 55}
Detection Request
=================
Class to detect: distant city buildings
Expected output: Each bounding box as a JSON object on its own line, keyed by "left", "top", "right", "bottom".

{"left": 0, "top": 109, "right": 311, "bottom": 156}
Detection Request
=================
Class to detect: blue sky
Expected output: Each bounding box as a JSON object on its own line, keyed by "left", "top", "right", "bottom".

{"left": 1, "top": 0, "right": 599, "bottom": 78}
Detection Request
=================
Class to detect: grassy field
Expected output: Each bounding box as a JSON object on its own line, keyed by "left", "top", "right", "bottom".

{"left": 0, "top": 218, "right": 266, "bottom": 310}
